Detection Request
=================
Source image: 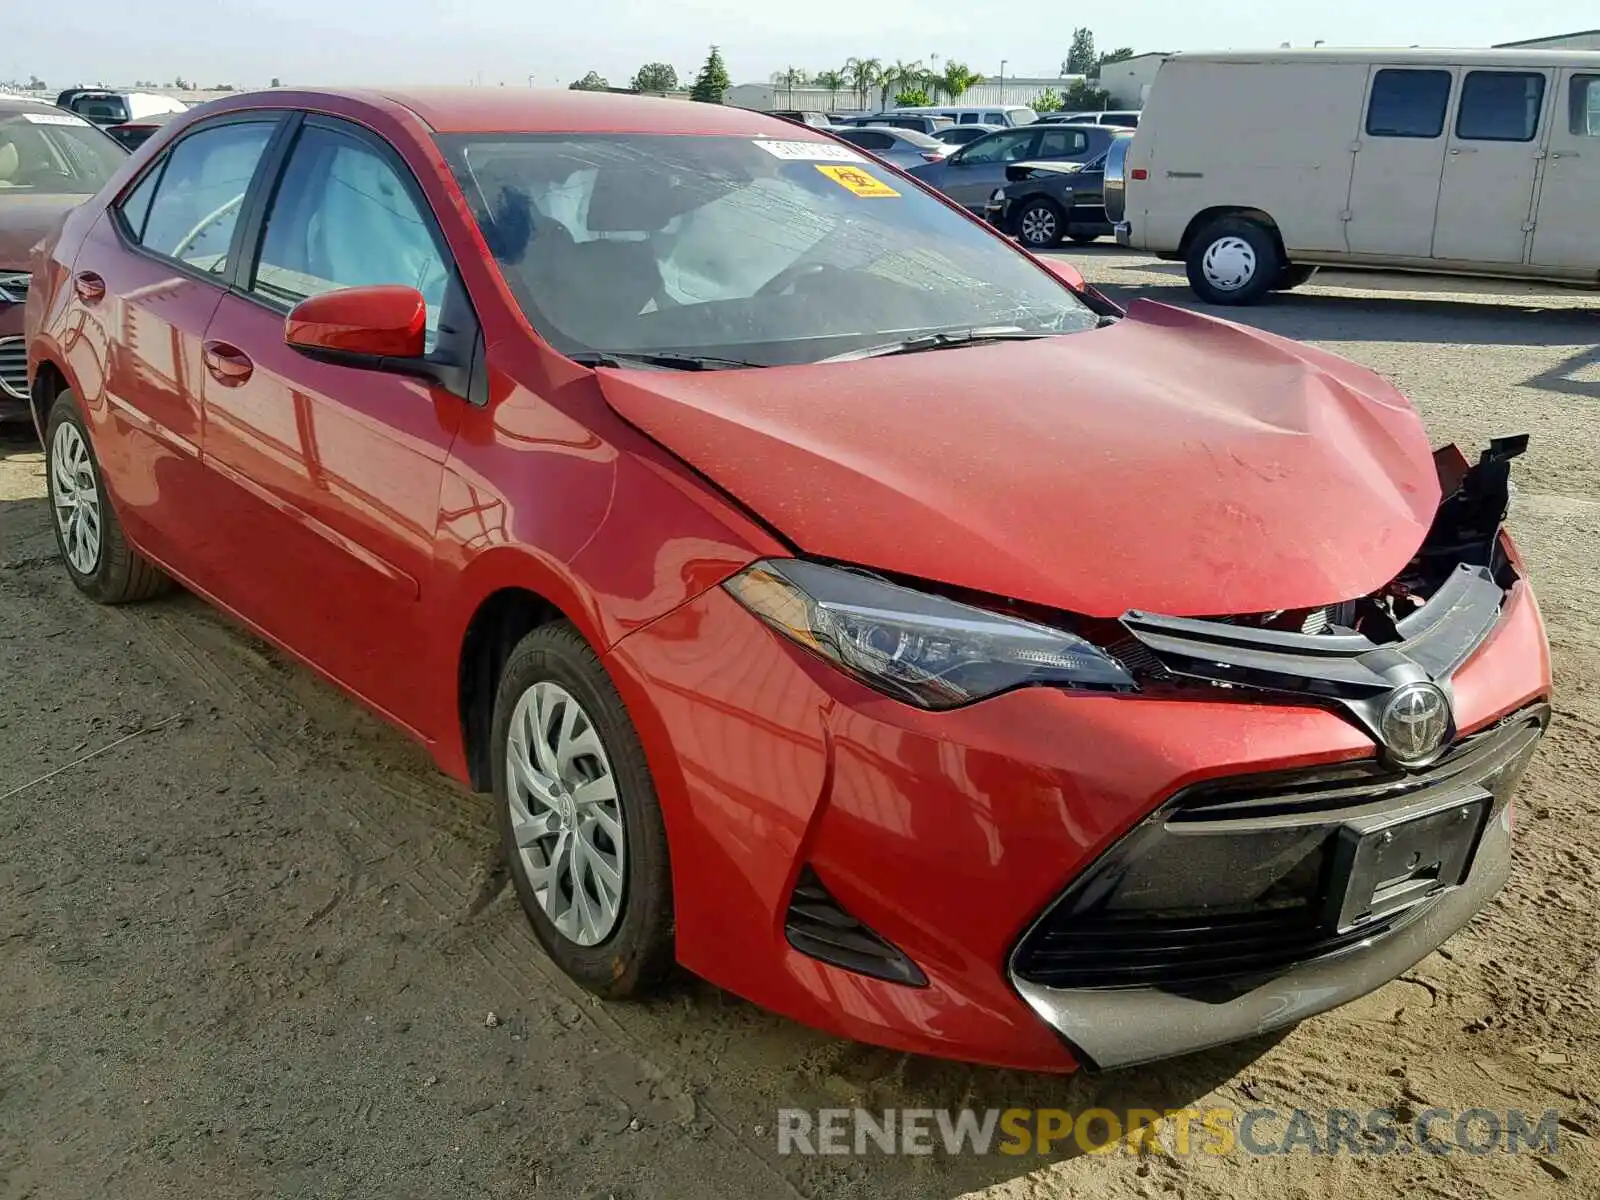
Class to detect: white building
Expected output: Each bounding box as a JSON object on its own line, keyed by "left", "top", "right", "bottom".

{"left": 725, "top": 75, "right": 1087, "bottom": 115}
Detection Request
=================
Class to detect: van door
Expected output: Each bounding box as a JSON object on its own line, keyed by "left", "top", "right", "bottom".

{"left": 1347, "top": 66, "right": 1456, "bottom": 257}
{"left": 1529, "top": 70, "right": 1600, "bottom": 273}
{"left": 1431, "top": 68, "right": 1553, "bottom": 263}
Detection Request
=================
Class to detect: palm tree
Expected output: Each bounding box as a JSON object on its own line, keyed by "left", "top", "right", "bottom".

{"left": 813, "top": 68, "right": 847, "bottom": 111}
{"left": 771, "top": 66, "right": 808, "bottom": 105}
{"left": 884, "top": 59, "right": 923, "bottom": 108}
{"left": 939, "top": 61, "right": 984, "bottom": 103}
{"left": 845, "top": 57, "right": 881, "bottom": 110}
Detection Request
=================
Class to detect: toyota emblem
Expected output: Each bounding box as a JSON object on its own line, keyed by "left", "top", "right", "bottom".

{"left": 1379, "top": 682, "right": 1452, "bottom": 767}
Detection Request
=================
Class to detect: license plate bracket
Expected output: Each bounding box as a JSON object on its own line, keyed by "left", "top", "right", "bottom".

{"left": 1324, "top": 790, "right": 1491, "bottom": 933}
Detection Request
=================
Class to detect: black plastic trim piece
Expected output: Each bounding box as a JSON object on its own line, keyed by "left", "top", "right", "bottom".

{"left": 784, "top": 867, "right": 927, "bottom": 988}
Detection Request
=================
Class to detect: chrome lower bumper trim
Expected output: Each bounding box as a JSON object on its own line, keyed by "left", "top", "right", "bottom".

{"left": 1012, "top": 800, "right": 1511, "bottom": 1070}
{"left": 1114, "top": 221, "right": 1132, "bottom": 247}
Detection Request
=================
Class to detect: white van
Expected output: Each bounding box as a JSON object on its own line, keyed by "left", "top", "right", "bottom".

{"left": 1108, "top": 49, "right": 1600, "bottom": 303}
{"left": 896, "top": 105, "right": 1038, "bottom": 127}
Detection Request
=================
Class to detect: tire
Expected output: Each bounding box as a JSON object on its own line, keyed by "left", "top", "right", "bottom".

{"left": 44, "top": 389, "right": 171, "bottom": 604}
{"left": 1273, "top": 264, "right": 1319, "bottom": 292}
{"left": 1014, "top": 198, "right": 1065, "bottom": 249}
{"left": 1184, "top": 216, "right": 1281, "bottom": 306}
{"left": 1067, "top": 231, "right": 1100, "bottom": 245}
{"left": 492, "top": 622, "right": 674, "bottom": 998}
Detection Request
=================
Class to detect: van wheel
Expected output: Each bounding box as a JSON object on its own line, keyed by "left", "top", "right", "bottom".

{"left": 1015, "top": 199, "right": 1065, "bottom": 249}
{"left": 1273, "top": 264, "right": 1319, "bottom": 291}
{"left": 1185, "top": 217, "right": 1281, "bottom": 305}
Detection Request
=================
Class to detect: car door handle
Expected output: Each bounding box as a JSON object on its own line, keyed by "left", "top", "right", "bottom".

{"left": 202, "top": 340, "right": 254, "bottom": 386}
{"left": 1551, "top": 151, "right": 1580, "bottom": 160}
{"left": 73, "top": 271, "right": 105, "bottom": 303}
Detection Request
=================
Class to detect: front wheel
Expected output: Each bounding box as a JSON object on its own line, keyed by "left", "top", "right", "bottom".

{"left": 45, "top": 390, "right": 171, "bottom": 604}
{"left": 1014, "top": 198, "right": 1065, "bottom": 249}
{"left": 1185, "top": 216, "right": 1281, "bottom": 305}
{"left": 492, "top": 622, "right": 674, "bottom": 998}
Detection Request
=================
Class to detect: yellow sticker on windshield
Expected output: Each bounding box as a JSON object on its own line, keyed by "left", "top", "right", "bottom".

{"left": 815, "top": 164, "right": 900, "bottom": 197}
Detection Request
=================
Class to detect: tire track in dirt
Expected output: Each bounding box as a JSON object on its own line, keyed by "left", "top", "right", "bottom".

{"left": 87, "top": 577, "right": 814, "bottom": 1200}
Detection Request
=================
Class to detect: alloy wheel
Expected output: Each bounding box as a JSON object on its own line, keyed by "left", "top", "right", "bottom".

{"left": 1020, "top": 205, "right": 1058, "bottom": 246}
{"left": 50, "top": 422, "right": 102, "bottom": 576}
{"left": 505, "top": 681, "right": 626, "bottom": 946}
{"left": 1201, "top": 236, "right": 1257, "bottom": 292}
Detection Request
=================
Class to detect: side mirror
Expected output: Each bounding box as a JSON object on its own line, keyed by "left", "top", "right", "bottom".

{"left": 286, "top": 285, "right": 427, "bottom": 362}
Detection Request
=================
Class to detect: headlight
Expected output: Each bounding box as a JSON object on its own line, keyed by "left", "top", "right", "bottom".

{"left": 724, "top": 559, "right": 1133, "bottom": 709}
{"left": 0, "top": 271, "right": 28, "bottom": 305}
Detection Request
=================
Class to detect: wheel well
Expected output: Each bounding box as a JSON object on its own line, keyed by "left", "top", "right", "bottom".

{"left": 30, "top": 359, "right": 67, "bottom": 432}
{"left": 1179, "top": 207, "right": 1287, "bottom": 263}
{"left": 458, "top": 587, "right": 564, "bottom": 792}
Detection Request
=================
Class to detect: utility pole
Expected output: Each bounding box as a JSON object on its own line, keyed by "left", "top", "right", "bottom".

{"left": 999, "top": 59, "right": 1007, "bottom": 103}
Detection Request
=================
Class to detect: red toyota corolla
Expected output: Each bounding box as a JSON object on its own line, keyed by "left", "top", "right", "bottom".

{"left": 25, "top": 89, "right": 1550, "bottom": 1072}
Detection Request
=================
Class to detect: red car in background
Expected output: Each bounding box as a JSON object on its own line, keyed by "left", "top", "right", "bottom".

{"left": 24, "top": 88, "right": 1549, "bottom": 1071}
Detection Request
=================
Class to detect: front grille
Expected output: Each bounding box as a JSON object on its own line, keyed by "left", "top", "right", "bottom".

{"left": 1011, "top": 707, "right": 1546, "bottom": 993}
{"left": 0, "top": 337, "right": 27, "bottom": 401}
{"left": 785, "top": 867, "right": 927, "bottom": 987}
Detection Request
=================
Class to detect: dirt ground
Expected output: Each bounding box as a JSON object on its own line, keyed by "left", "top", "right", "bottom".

{"left": 2, "top": 254, "right": 1597, "bottom": 1200}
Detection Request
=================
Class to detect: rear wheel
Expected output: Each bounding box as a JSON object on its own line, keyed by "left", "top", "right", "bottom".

{"left": 492, "top": 622, "right": 674, "bottom": 998}
{"left": 1185, "top": 216, "right": 1281, "bottom": 306}
{"left": 44, "top": 390, "right": 171, "bottom": 604}
{"left": 1014, "top": 198, "right": 1065, "bottom": 249}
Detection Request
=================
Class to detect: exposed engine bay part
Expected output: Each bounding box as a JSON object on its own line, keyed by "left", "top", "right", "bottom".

{"left": 1116, "top": 437, "right": 1529, "bottom": 766}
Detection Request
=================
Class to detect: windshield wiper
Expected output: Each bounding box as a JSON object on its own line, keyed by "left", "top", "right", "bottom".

{"left": 819, "top": 327, "right": 1058, "bottom": 363}
{"left": 571, "top": 350, "right": 765, "bottom": 372}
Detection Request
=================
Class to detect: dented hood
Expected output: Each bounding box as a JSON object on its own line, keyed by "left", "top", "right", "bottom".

{"left": 598, "top": 300, "right": 1441, "bottom": 618}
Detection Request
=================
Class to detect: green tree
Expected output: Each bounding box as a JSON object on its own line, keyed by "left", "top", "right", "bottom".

{"left": 894, "top": 88, "right": 931, "bottom": 108}
{"left": 690, "top": 45, "right": 732, "bottom": 103}
{"left": 1063, "top": 78, "right": 1111, "bottom": 110}
{"left": 631, "top": 62, "right": 678, "bottom": 92}
{"left": 1031, "top": 88, "right": 1063, "bottom": 113}
{"left": 845, "top": 57, "right": 881, "bottom": 110}
{"left": 174, "top": 75, "right": 190, "bottom": 90}
{"left": 26, "top": 73, "right": 46, "bottom": 90}
{"left": 814, "top": 68, "right": 847, "bottom": 110}
{"left": 938, "top": 61, "right": 984, "bottom": 103}
{"left": 270, "top": 76, "right": 282, "bottom": 88}
{"left": 883, "top": 59, "right": 923, "bottom": 108}
{"left": 568, "top": 70, "right": 609, "bottom": 91}
{"left": 1065, "top": 28, "right": 1097, "bottom": 76}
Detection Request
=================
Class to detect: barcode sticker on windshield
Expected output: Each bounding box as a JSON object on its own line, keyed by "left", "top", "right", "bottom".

{"left": 21, "top": 112, "right": 92, "bottom": 126}
{"left": 751, "top": 140, "right": 866, "bottom": 163}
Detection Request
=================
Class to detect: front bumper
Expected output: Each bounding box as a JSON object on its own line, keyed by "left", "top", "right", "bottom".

{"left": 605, "top": 577, "right": 1550, "bottom": 1072}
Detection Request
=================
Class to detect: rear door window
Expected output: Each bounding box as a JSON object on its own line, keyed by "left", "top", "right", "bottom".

{"left": 1035, "top": 127, "right": 1089, "bottom": 158}
{"left": 839, "top": 130, "right": 893, "bottom": 151}
{"left": 957, "top": 129, "right": 1035, "bottom": 164}
{"left": 1366, "top": 69, "right": 1453, "bottom": 138}
{"left": 1456, "top": 71, "right": 1546, "bottom": 142}
{"left": 983, "top": 112, "right": 1004, "bottom": 124}
{"left": 120, "top": 120, "right": 276, "bottom": 271}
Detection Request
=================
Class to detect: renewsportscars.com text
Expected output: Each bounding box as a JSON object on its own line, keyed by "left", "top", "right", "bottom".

{"left": 776, "top": 1106, "right": 1564, "bottom": 1158}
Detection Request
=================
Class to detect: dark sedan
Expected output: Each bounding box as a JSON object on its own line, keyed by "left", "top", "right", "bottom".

{"left": 907, "top": 123, "right": 1116, "bottom": 211}
{"left": 983, "top": 133, "right": 1132, "bottom": 248}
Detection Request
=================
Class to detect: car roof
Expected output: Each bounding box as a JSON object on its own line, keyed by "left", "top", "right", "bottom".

{"left": 226, "top": 86, "right": 819, "bottom": 138}
{"left": 0, "top": 94, "right": 68, "bottom": 116}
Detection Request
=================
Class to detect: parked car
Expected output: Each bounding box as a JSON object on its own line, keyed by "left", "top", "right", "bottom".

{"left": 908, "top": 122, "right": 1117, "bottom": 210}
{"left": 1116, "top": 48, "right": 1600, "bottom": 303}
{"left": 54, "top": 88, "right": 188, "bottom": 127}
{"left": 26, "top": 87, "right": 1549, "bottom": 1073}
{"left": 768, "top": 110, "right": 831, "bottom": 128}
{"left": 983, "top": 133, "right": 1133, "bottom": 247}
{"left": 1039, "top": 109, "right": 1141, "bottom": 128}
{"left": 830, "top": 125, "right": 949, "bottom": 168}
{"left": 832, "top": 112, "right": 953, "bottom": 135}
{"left": 104, "top": 110, "right": 181, "bottom": 150}
{"left": 893, "top": 104, "right": 1038, "bottom": 127}
{"left": 931, "top": 123, "right": 1001, "bottom": 147}
{"left": 0, "top": 97, "right": 125, "bottom": 421}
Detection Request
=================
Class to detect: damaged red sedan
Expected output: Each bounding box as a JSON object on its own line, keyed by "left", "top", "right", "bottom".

{"left": 26, "top": 89, "right": 1549, "bottom": 1071}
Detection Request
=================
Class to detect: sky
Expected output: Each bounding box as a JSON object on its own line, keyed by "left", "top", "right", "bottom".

{"left": 9, "top": 0, "right": 1596, "bottom": 91}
